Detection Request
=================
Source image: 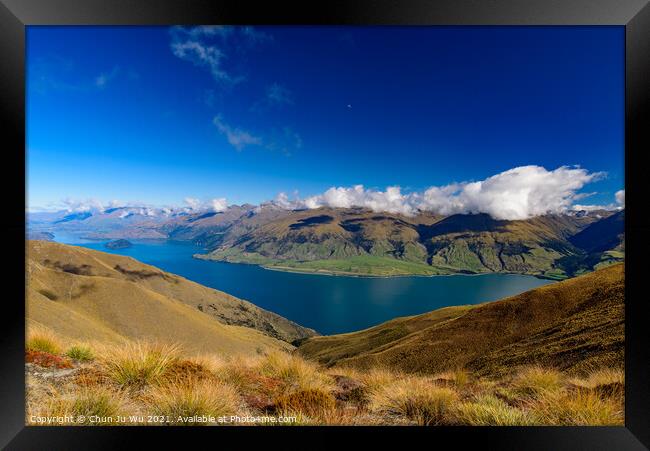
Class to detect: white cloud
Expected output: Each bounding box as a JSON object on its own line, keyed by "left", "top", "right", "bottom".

{"left": 61, "top": 198, "right": 107, "bottom": 213}
{"left": 615, "top": 189, "right": 625, "bottom": 207}
{"left": 210, "top": 197, "right": 228, "bottom": 212}
{"left": 171, "top": 39, "right": 231, "bottom": 82}
{"left": 170, "top": 26, "right": 269, "bottom": 84}
{"left": 213, "top": 115, "right": 262, "bottom": 150}
{"left": 183, "top": 197, "right": 202, "bottom": 210}
{"left": 274, "top": 166, "right": 606, "bottom": 220}
{"left": 184, "top": 197, "right": 228, "bottom": 212}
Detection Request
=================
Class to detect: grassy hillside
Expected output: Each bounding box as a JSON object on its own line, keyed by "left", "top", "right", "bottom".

{"left": 24, "top": 243, "right": 625, "bottom": 426}
{"left": 27, "top": 241, "right": 315, "bottom": 353}
{"left": 298, "top": 263, "right": 624, "bottom": 377}
{"left": 202, "top": 207, "right": 618, "bottom": 278}
{"left": 26, "top": 336, "right": 624, "bottom": 426}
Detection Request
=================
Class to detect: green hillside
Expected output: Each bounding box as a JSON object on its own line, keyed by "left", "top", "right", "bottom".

{"left": 201, "top": 207, "right": 622, "bottom": 278}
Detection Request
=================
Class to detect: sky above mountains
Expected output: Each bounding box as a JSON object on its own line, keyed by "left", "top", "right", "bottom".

{"left": 27, "top": 26, "right": 624, "bottom": 219}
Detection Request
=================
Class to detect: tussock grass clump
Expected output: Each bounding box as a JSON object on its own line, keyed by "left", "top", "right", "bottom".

{"left": 32, "top": 386, "right": 128, "bottom": 425}
{"left": 26, "top": 327, "right": 63, "bottom": 355}
{"left": 72, "top": 387, "right": 128, "bottom": 423}
{"left": 530, "top": 389, "right": 623, "bottom": 425}
{"left": 511, "top": 366, "right": 564, "bottom": 398}
{"left": 370, "top": 378, "right": 458, "bottom": 425}
{"left": 358, "top": 367, "right": 397, "bottom": 395}
{"left": 147, "top": 379, "right": 241, "bottom": 425}
{"left": 435, "top": 368, "right": 470, "bottom": 388}
{"left": 99, "top": 342, "right": 179, "bottom": 389}
{"left": 569, "top": 368, "right": 625, "bottom": 398}
{"left": 259, "top": 352, "right": 333, "bottom": 395}
{"left": 274, "top": 388, "right": 336, "bottom": 418}
{"left": 455, "top": 394, "right": 535, "bottom": 425}
{"left": 66, "top": 345, "right": 95, "bottom": 362}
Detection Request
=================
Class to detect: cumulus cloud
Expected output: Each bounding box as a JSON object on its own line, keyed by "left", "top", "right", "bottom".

{"left": 571, "top": 189, "right": 625, "bottom": 212}
{"left": 61, "top": 198, "right": 107, "bottom": 212}
{"left": 213, "top": 115, "right": 262, "bottom": 150}
{"left": 273, "top": 166, "right": 606, "bottom": 220}
{"left": 184, "top": 197, "right": 229, "bottom": 212}
{"left": 210, "top": 197, "right": 228, "bottom": 212}
{"left": 615, "top": 189, "right": 625, "bottom": 207}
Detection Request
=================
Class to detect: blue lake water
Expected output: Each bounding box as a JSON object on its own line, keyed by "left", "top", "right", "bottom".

{"left": 52, "top": 234, "right": 554, "bottom": 335}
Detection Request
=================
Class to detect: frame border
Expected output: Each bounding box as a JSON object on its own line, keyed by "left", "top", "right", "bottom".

{"left": 2, "top": 1, "right": 648, "bottom": 449}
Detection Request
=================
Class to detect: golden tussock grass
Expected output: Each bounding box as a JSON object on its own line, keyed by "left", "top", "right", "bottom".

{"left": 97, "top": 342, "right": 180, "bottom": 389}
{"left": 511, "top": 366, "right": 565, "bottom": 398}
{"left": 145, "top": 379, "right": 242, "bottom": 425}
{"left": 369, "top": 377, "right": 458, "bottom": 425}
{"left": 29, "top": 385, "right": 130, "bottom": 426}
{"left": 25, "top": 337, "right": 625, "bottom": 426}
{"left": 26, "top": 326, "right": 65, "bottom": 355}
{"left": 258, "top": 351, "right": 334, "bottom": 395}
{"left": 454, "top": 394, "right": 536, "bottom": 425}
{"left": 528, "top": 389, "right": 624, "bottom": 425}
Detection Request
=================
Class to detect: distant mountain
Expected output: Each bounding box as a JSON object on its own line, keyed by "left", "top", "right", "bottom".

{"left": 298, "top": 263, "right": 624, "bottom": 377}
{"left": 27, "top": 241, "right": 316, "bottom": 351}
{"left": 27, "top": 205, "right": 624, "bottom": 278}
{"left": 200, "top": 207, "right": 622, "bottom": 278}
{"left": 569, "top": 210, "right": 624, "bottom": 253}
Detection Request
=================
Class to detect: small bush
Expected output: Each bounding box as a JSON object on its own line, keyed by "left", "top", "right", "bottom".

{"left": 455, "top": 395, "right": 536, "bottom": 425}
{"left": 274, "top": 388, "right": 336, "bottom": 418}
{"left": 147, "top": 379, "right": 241, "bottom": 425}
{"left": 163, "top": 359, "right": 215, "bottom": 385}
{"left": 100, "top": 342, "right": 179, "bottom": 389}
{"left": 26, "top": 350, "right": 73, "bottom": 369}
{"left": 370, "top": 378, "right": 458, "bottom": 425}
{"left": 66, "top": 345, "right": 95, "bottom": 362}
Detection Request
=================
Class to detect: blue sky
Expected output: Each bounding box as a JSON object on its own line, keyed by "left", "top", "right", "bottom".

{"left": 27, "top": 26, "right": 624, "bottom": 213}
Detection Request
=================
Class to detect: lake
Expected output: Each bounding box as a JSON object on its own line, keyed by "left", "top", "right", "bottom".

{"left": 52, "top": 235, "right": 554, "bottom": 335}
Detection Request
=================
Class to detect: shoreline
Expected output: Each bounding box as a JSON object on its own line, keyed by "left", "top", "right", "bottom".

{"left": 193, "top": 253, "right": 560, "bottom": 281}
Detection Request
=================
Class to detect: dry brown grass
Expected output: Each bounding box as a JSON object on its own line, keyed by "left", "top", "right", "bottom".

{"left": 146, "top": 379, "right": 242, "bottom": 425}
{"left": 369, "top": 377, "right": 458, "bottom": 425}
{"left": 98, "top": 342, "right": 180, "bottom": 389}
{"left": 28, "top": 385, "right": 130, "bottom": 426}
{"left": 511, "top": 366, "right": 565, "bottom": 398}
{"left": 455, "top": 394, "right": 535, "bottom": 425}
{"left": 25, "top": 336, "right": 624, "bottom": 426}
{"left": 26, "top": 326, "right": 64, "bottom": 355}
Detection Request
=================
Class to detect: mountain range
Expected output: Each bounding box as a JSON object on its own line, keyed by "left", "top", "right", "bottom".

{"left": 28, "top": 204, "right": 624, "bottom": 279}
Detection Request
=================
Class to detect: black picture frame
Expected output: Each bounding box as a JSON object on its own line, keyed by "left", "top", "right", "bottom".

{"left": 2, "top": 0, "right": 648, "bottom": 449}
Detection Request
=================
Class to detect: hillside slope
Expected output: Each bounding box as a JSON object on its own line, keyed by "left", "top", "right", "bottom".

{"left": 298, "top": 263, "right": 624, "bottom": 376}
{"left": 202, "top": 208, "right": 615, "bottom": 278}
{"left": 27, "top": 241, "right": 315, "bottom": 354}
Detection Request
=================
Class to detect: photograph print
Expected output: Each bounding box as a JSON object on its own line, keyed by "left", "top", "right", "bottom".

{"left": 26, "top": 25, "right": 625, "bottom": 426}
